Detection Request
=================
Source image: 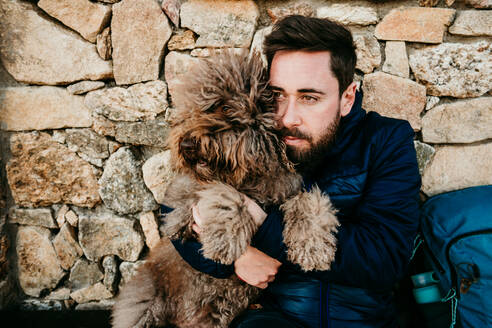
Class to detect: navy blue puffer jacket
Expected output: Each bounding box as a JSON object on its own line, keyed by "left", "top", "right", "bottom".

{"left": 168, "top": 91, "right": 421, "bottom": 328}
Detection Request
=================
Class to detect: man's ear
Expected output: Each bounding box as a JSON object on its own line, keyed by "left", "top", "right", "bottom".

{"left": 340, "top": 82, "right": 357, "bottom": 117}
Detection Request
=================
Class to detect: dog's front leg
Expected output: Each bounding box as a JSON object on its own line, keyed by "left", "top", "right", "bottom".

{"left": 281, "top": 186, "right": 340, "bottom": 271}
{"left": 195, "top": 183, "right": 259, "bottom": 265}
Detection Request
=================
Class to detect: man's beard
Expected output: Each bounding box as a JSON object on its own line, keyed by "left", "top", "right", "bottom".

{"left": 280, "top": 110, "right": 341, "bottom": 175}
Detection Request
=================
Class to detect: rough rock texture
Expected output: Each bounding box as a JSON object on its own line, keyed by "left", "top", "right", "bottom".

{"left": 54, "top": 128, "right": 119, "bottom": 167}
{"left": 98, "top": 147, "right": 157, "bottom": 215}
{"left": 139, "top": 211, "right": 160, "bottom": 249}
{"left": 375, "top": 7, "right": 455, "bottom": 43}
{"left": 449, "top": 10, "right": 492, "bottom": 37}
{"left": 316, "top": 4, "right": 378, "bottom": 26}
{"left": 8, "top": 207, "right": 57, "bottom": 228}
{"left": 112, "top": 0, "right": 172, "bottom": 85}
{"left": 464, "top": 0, "right": 492, "bottom": 8}
{"left": 382, "top": 41, "right": 409, "bottom": 78}
{"left": 19, "top": 299, "right": 64, "bottom": 311}
{"left": 142, "top": 150, "right": 174, "bottom": 205}
{"left": 409, "top": 42, "right": 492, "bottom": 98}
{"left": 38, "top": 0, "right": 112, "bottom": 43}
{"left": 78, "top": 207, "right": 144, "bottom": 261}
{"left": 46, "top": 288, "right": 71, "bottom": 301}
{"left": 70, "top": 282, "right": 112, "bottom": 303}
{"left": 102, "top": 255, "right": 118, "bottom": 293}
{"left": 414, "top": 141, "right": 436, "bottom": 176}
{"left": 164, "top": 51, "right": 200, "bottom": 106}
{"left": 16, "top": 226, "right": 65, "bottom": 297}
{"left": 353, "top": 33, "right": 381, "bottom": 74}
{"left": 180, "top": 0, "right": 259, "bottom": 48}
{"left": 419, "top": 0, "right": 439, "bottom": 6}
{"left": 0, "top": 0, "right": 113, "bottom": 85}
{"left": 52, "top": 223, "right": 83, "bottom": 270}
{"left": 161, "top": 0, "right": 182, "bottom": 27}
{"left": 113, "top": 119, "right": 170, "bottom": 147}
{"left": 84, "top": 80, "right": 168, "bottom": 122}
{"left": 69, "top": 258, "right": 104, "bottom": 290}
{"left": 67, "top": 81, "right": 105, "bottom": 95}
{"left": 168, "top": 30, "right": 196, "bottom": 50}
{"left": 426, "top": 96, "right": 440, "bottom": 111}
{"left": 422, "top": 142, "right": 492, "bottom": 196}
{"left": 190, "top": 47, "right": 244, "bottom": 58}
{"left": 267, "top": 2, "right": 314, "bottom": 23}
{"left": 422, "top": 97, "right": 492, "bottom": 143}
{"left": 6, "top": 132, "right": 101, "bottom": 208}
{"left": 362, "top": 72, "right": 426, "bottom": 130}
{"left": 65, "top": 210, "right": 79, "bottom": 227}
{"left": 96, "top": 27, "right": 112, "bottom": 60}
{"left": 0, "top": 86, "right": 92, "bottom": 131}
{"left": 74, "top": 299, "right": 115, "bottom": 310}
{"left": 56, "top": 205, "right": 70, "bottom": 227}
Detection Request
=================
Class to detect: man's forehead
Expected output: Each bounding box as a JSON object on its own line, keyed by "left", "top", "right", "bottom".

{"left": 269, "top": 50, "right": 337, "bottom": 92}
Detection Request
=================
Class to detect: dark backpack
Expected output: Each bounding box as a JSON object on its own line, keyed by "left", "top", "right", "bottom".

{"left": 420, "top": 186, "right": 492, "bottom": 328}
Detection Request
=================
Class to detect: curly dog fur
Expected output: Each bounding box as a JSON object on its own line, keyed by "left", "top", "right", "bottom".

{"left": 112, "top": 51, "right": 339, "bottom": 328}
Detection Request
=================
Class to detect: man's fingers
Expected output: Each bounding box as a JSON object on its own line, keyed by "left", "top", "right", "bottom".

{"left": 267, "top": 275, "right": 276, "bottom": 283}
{"left": 257, "top": 282, "right": 268, "bottom": 289}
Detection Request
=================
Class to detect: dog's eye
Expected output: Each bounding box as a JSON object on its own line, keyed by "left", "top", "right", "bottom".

{"left": 221, "top": 105, "right": 232, "bottom": 113}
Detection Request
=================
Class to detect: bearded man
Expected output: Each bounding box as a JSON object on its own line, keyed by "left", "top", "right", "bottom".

{"left": 168, "top": 15, "right": 421, "bottom": 328}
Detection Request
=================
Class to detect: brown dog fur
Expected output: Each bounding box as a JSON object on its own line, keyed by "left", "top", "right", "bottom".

{"left": 112, "top": 51, "right": 339, "bottom": 328}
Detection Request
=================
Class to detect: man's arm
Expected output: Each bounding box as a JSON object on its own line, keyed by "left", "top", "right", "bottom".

{"left": 239, "top": 121, "right": 421, "bottom": 290}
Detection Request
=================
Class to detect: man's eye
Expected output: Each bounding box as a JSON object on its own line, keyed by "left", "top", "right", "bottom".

{"left": 273, "top": 91, "right": 285, "bottom": 101}
{"left": 301, "top": 95, "right": 318, "bottom": 103}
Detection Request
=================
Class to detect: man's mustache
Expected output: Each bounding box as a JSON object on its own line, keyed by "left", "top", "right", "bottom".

{"left": 278, "top": 127, "right": 313, "bottom": 142}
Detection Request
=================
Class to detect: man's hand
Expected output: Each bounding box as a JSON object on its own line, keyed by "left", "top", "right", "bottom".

{"left": 234, "top": 245, "right": 281, "bottom": 289}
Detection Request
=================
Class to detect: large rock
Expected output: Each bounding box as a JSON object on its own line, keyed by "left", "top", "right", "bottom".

{"left": 448, "top": 10, "right": 492, "bottom": 37}
{"left": 164, "top": 52, "right": 200, "bottom": 106}
{"left": 353, "top": 33, "right": 381, "bottom": 74}
{"left": 8, "top": 207, "right": 57, "bottom": 228}
{"left": 78, "top": 208, "right": 144, "bottom": 261}
{"left": 180, "top": 0, "right": 259, "bottom": 48}
{"left": 53, "top": 128, "right": 120, "bottom": 167}
{"left": 464, "top": 0, "right": 492, "bottom": 8}
{"left": 0, "top": 0, "right": 113, "bottom": 85}
{"left": 362, "top": 72, "right": 426, "bottom": 130}
{"left": 267, "top": 2, "right": 314, "bottom": 23}
{"left": 382, "top": 41, "right": 409, "bottom": 79}
{"left": 0, "top": 86, "right": 92, "bottom": 131}
{"left": 422, "top": 142, "right": 492, "bottom": 196}
{"left": 168, "top": 30, "right": 196, "bottom": 51}
{"left": 38, "top": 0, "right": 111, "bottom": 43}
{"left": 84, "top": 80, "right": 168, "bottom": 122}
{"left": 409, "top": 42, "right": 491, "bottom": 98}
{"left": 52, "top": 223, "right": 83, "bottom": 270}
{"left": 112, "top": 0, "right": 172, "bottom": 85}
{"left": 375, "top": 7, "right": 455, "bottom": 43}
{"left": 69, "top": 258, "right": 104, "bottom": 290}
{"left": 70, "top": 282, "right": 112, "bottom": 303}
{"left": 6, "top": 132, "right": 101, "bottom": 208}
{"left": 113, "top": 119, "right": 170, "bottom": 147}
{"left": 316, "top": 4, "right": 378, "bottom": 26}
{"left": 16, "top": 226, "right": 65, "bottom": 297}
{"left": 98, "top": 147, "right": 157, "bottom": 215}
{"left": 142, "top": 150, "right": 174, "bottom": 205}
{"left": 422, "top": 97, "right": 492, "bottom": 143}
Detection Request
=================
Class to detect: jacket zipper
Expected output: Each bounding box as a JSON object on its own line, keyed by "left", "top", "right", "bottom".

{"left": 445, "top": 229, "right": 492, "bottom": 299}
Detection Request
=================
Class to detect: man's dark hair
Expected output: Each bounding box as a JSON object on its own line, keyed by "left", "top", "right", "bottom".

{"left": 264, "top": 15, "right": 357, "bottom": 97}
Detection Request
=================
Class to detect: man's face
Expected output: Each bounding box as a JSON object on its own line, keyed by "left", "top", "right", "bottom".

{"left": 269, "top": 50, "right": 354, "bottom": 164}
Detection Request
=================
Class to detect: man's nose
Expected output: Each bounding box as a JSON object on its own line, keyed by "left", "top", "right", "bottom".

{"left": 278, "top": 97, "right": 301, "bottom": 129}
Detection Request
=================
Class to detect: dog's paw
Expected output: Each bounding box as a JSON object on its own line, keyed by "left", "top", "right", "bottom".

{"left": 195, "top": 183, "right": 257, "bottom": 264}
{"left": 281, "top": 186, "right": 340, "bottom": 271}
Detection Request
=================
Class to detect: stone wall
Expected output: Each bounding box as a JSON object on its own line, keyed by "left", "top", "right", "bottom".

{"left": 0, "top": 0, "right": 491, "bottom": 311}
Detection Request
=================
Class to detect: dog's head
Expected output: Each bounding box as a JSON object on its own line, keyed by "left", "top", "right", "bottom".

{"left": 167, "top": 51, "right": 292, "bottom": 188}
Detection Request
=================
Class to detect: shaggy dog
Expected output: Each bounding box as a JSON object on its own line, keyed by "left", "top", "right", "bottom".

{"left": 112, "top": 51, "right": 339, "bottom": 328}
